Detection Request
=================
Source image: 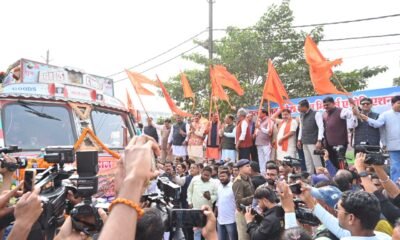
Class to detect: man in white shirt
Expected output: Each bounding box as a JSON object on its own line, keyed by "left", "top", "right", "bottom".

{"left": 187, "top": 166, "right": 218, "bottom": 240}
{"left": 216, "top": 169, "right": 238, "bottom": 240}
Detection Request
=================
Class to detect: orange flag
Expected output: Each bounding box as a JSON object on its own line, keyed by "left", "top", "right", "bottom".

{"left": 128, "top": 71, "right": 159, "bottom": 87}
{"left": 156, "top": 76, "right": 192, "bottom": 117}
{"left": 125, "top": 70, "right": 155, "bottom": 96}
{"left": 180, "top": 72, "right": 194, "bottom": 99}
{"left": 210, "top": 66, "right": 229, "bottom": 102}
{"left": 304, "top": 35, "right": 346, "bottom": 95}
{"left": 213, "top": 65, "right": 244, "bottom": 96}
{"left": 126, "top": 89, "right": 135, "bottom": 114}
{"left": 262, "top": 59, "right": 290, "bottom": 109}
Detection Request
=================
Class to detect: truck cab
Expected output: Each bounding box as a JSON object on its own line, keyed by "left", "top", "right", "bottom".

{"left": 0, "top": 59, "right": 135, "bottom": 198}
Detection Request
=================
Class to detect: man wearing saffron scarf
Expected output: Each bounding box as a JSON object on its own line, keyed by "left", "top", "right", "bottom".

{"left": 271, "top": 109, "right": 298, "bottom": 161}
{"left": 205, "top": 113, "right": 221, "bottom": 162}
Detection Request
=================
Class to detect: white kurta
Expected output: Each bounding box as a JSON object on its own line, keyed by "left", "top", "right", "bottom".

{"left": 276, "top": 119, "right": 298, "bottom": 161}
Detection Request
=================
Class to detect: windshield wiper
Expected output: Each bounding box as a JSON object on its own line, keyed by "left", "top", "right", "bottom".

{"left": 18, "top": 101, "right": 61, "bottom": 121}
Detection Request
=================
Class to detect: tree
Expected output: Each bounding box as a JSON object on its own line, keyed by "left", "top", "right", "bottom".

{"left": 165, "top": 0, "right": 387, "bottom": 116}
{"left": 394, "top": 76, "right": 400, "bottom": 86}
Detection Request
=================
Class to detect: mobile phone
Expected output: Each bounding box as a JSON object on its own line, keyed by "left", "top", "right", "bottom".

{"left": 289, "top": 183, "right": 302, "bottom": 195}
{"left": 23, "top": 169, "right": 36, "bottom": 193}
{"left": 169, "top": 209, "right": 207, "bottom": 228}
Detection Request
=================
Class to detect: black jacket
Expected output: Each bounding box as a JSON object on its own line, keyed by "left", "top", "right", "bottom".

{"left": 247, "top": 206, "right": 284, "bottom": 240}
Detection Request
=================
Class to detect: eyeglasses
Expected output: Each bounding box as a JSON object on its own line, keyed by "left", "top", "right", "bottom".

{"left": 334, "top": 203, "right": 350, "bottom": 215}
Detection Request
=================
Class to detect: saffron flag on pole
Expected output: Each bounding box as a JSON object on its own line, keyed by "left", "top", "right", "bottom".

{"left": 262, "top": 59, "right": 290, "bottom": 109}
{"left": 125, "top": 70, "right": 155, "bottom": 96}
{"left": 157, "top": 76, "right": 192, "bottom": 117}
{"left": 213, "top": 65, "right": 244, "bottom": 96}
{"left": 209, "top": 66, "right": 230, "bottom": 102}
{"left": 127, "top": 71, "right": 159, "bottom": 87}
{"left": 304, "top": 35, "right": 346, "bottom": 95}
{"left": 180, "top": 72, "right": 194, "bottom": 99}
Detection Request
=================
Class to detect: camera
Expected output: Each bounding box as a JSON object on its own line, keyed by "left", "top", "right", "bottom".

{"left": 70, "top": 151, "right": 103, "bottom": 237}
{"left": 283, "top": 156, "right": 301, "bottom": 167}
{"left": 0, "top": 145, "right": 22, "bottom": 154}
{"left": 354, "top": 143, "right": 388, "bottom": 165}
{"left": 0, "top": 145, "right": 26, "bottom": 171}
{"left": 294, "top": 199, "right": 320, "bottom": 226}
{"left": 333, "top": 145, "right": 346, "bottom": 160}
{"left": 28, "top": 146, "right": 76, "bottom": 240}
{"left": 43, "top": 146, "right": 74, "bottom": 165}
{"left": 157, "top": 177, "right": 181, "bottom": 203}
{"left": 313, "top": 149, "right": 325, "bottom": 156}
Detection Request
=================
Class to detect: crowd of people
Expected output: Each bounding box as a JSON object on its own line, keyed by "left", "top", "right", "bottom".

{"left": 0, "top": 95, "right": 400, "bottom": 240}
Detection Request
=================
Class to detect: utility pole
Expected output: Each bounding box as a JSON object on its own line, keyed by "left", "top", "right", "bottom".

{"left": 208, "top": 0, "right": 214, "bottom": 62}
{"left": 46, "top": 50, "right": 50, "bottom": 64}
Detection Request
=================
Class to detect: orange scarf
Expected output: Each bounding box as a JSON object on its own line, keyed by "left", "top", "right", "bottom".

{"left": 278, "top": 119, "right": 292, "bottom": 151}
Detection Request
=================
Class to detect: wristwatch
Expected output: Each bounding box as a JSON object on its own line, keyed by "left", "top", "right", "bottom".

{"left": 358, "top": 171, "right": 369, "bottom": 178}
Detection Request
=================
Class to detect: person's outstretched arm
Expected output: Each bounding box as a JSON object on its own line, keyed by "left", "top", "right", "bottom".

{"left": 99, "top": 135, "right": 160, "bottom": 240}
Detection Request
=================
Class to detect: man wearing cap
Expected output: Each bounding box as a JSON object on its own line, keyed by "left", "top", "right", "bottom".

{"left": 297, "top": 99, "right": 324, "bottom": 174}
{"left": 232, "top": 159, "right": 254, "bottom": 240}
{"left": 167, "top": 115, "right": 190, "bottom": 159}
{"left": 352, "top": 97, "right": 380, "bottom": 150}
{"left": 188, "top": 112, "right": 206, "bottom": 163}
{"left": 220, "top": 114, "right": 237, "bottom": 163}
{"left": 255, "top": 109, "right": 272, "bottom": 175}
{"left": 236, "top": 108, "right": 253, "bottom": 160}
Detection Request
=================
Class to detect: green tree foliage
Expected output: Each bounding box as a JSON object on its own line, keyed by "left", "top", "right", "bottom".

{"left": 165, "top": 1, "right": 387, "bottom": 116}
{"left": 393, "top": 76, "right": 400, "bottom": 86}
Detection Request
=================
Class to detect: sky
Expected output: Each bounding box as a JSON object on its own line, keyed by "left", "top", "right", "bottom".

{"left": 1, "top": 0, "right": 400, "bottom": 113}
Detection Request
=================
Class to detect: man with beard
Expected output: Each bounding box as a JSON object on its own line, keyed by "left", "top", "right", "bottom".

{"left": 322, "top": 96, "right": 356, "bottom": 169}
{"left": 245, "top": 187, "right": 284, "bottom": 240}
{"left": 271, "top": 109, "right": 298, "bottom": 161}
{"left": 216, "top": 170, "right": 238, "bottom": 240}
{"left": 187, "top": 166, "right": 218, "bottom": 240}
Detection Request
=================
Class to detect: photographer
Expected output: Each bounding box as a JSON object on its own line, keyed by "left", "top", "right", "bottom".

{"left": 354, "top": 153, "right": 400, "bottom": 226}
{"left": 298, "top": 182, "right": 391, "bottom": 239}
{"left": 7, "top": 186, "right": 43, "bottom": 240}
{"left": 245, "top": 187, "right": 284, "bottom": 240}
{"left": 0, "top": 154, "right": 18, "bottom": 192}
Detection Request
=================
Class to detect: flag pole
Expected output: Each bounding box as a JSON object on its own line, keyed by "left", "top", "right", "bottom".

{"left": 191, "top": 97, "right": 196, "bottom": 112}
{"left": 332, "top": 74, "right": 349, "bottom": 94}
{"left": 130, "top": 82, "right": 150, "bottom": 119}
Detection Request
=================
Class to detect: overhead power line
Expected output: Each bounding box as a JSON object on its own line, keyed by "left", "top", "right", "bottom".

{"left": 325, "top": 42, "right": 400, "bottom": 51}
{"left": 213, "top": 13, "right": 400, "bottom": 31}
{"left": 320, "top": 33, "right": 400, "bottom": 42}
{"left": 113, "top": 45, "right": 202, "bottom": 83}
{"left": 107, "top": 29, "right": 207, "bottom": 78}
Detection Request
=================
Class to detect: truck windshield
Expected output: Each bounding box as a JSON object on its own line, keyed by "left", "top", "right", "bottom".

{"left": 3, "top": 102, "right": 76, "bottom": 150}
{"left": 91, "top": 110, "right": 127, "bottom": 148}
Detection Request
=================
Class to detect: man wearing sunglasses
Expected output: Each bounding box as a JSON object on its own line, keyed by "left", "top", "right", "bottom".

{"left": 352, "top": 98, "right": 380, "bottom": 152}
